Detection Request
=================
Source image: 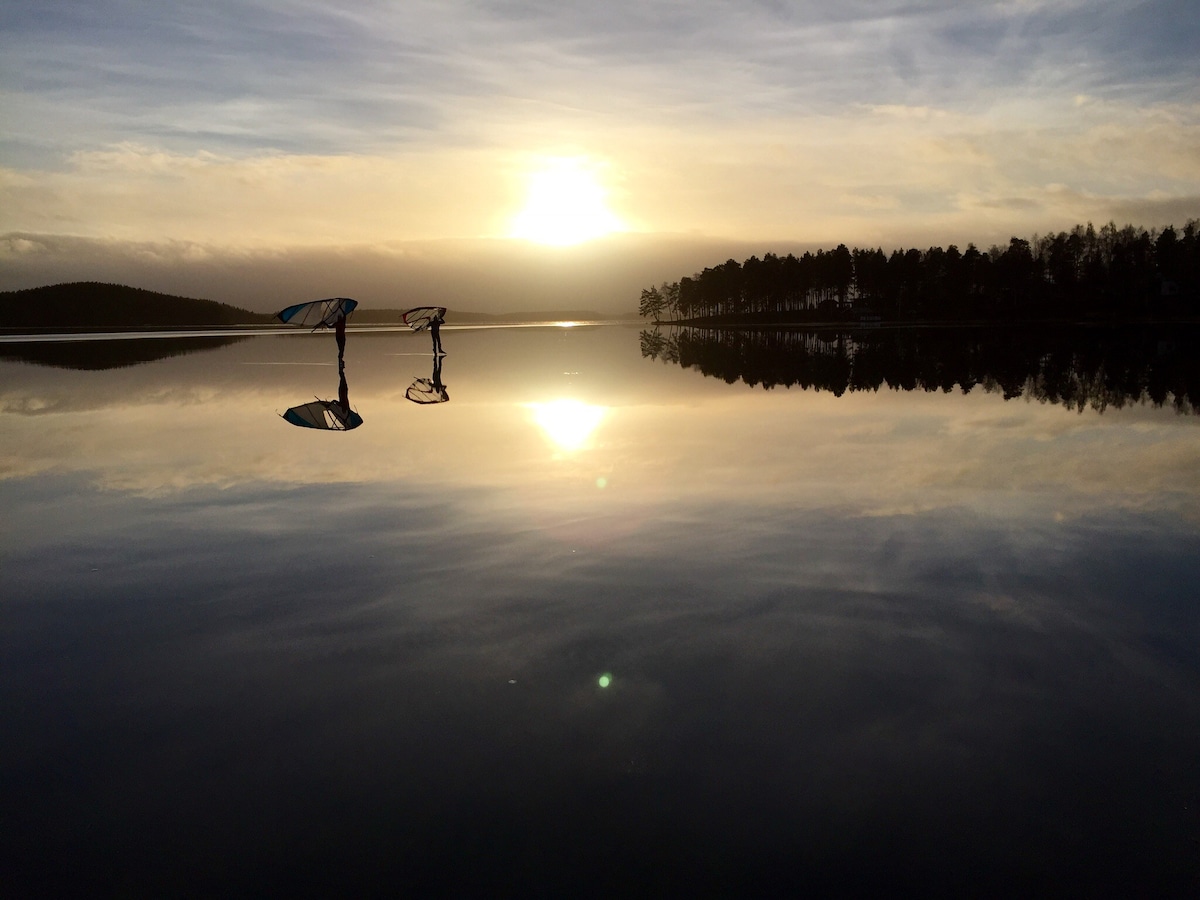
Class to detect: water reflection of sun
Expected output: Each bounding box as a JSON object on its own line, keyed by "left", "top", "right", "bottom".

{"left": 529, "top": 399, "right": 606, "bottom": 452}
{"left": 509, "top": 158, "right": 624, "bottom": 246}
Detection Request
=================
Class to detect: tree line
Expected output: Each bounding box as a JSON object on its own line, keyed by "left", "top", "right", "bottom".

{"left": 640, "top": 324, "right": 1199, "bottom": 415}
{"left": 0, "top": 282, "right": 275, "bottom": 329}
{"left": 639, "top": 221, "right": 1200, "bottom": 323}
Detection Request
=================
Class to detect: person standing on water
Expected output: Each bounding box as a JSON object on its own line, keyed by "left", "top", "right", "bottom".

{"left": 429, "top": 310, "right": 445, "bottom": 355}
{"left": 333, "top": 310, "right": 354, "bottom": 423}
{"left": 335, "top": 311, "right": 347, "bottom": 361}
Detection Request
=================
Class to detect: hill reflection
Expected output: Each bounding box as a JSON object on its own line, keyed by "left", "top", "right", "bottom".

{"left": 0, "top": 335, "right": 245, "bottom": 370}
{"left": 641, "top": 325, "right": 1200, "bottom": 414}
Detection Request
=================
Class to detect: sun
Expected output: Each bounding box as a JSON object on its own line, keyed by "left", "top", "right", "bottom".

{"left": 509, "top": 158, "right": 625, "bottom": 246}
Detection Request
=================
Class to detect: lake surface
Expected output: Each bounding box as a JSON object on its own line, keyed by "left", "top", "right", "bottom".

{"left": 3, "top": 323, "right": 1200, "bottom": 896}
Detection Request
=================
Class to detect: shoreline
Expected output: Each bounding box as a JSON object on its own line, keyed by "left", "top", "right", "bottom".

{"left": 0, "top": 319, "right": 641, "bottom": 342}
{"left": 648, "top": 315, "right": 1200, "bottom": 330}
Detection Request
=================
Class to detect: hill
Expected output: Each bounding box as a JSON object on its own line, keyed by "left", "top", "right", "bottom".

{"left": 0, "top": 282, "right": 272, "bottom": 330}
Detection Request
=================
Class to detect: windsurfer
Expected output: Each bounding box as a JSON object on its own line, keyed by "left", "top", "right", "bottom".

{"left": 335, "top": 312, "right": 347, "bottom": 360}
{"left": 429, "top": 310, "right": 445, "bottom": 355}
{"left": 337, "top": 356, "right": 350, "bottom": 414}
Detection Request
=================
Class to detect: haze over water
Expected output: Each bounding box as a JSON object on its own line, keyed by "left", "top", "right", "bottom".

{"left": 3, "top": 324, "right": 1199, "bottom": 895}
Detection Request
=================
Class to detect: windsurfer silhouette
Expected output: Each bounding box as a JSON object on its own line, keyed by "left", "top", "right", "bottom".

{"left": 335, "top": 311, "right": 347, "bottom": 361}
{"left": 429, "top": 310, "right": 445, "bottom": 355}
{"left": 336, "top": 355, "right": 350, "bottom": 415}
{"left": 431, "top": 354, "right": 449, "bottom": 402}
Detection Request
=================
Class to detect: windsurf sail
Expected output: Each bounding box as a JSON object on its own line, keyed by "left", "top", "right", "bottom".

{"left": 276, "top": 297, "right": 358, "bottom": 330}
{"left": 402, "top": 306, "right": 447, "bottom": 332}
{"left": 282, "top": 400, "right": 363, "bottom": 431}
{"left": 405, "top": 378, "right": 449, "bottom": 404}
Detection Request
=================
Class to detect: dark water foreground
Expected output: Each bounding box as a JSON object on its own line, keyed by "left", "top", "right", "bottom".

{"left": 3, "top": 325, "right": 1199, "bottom": 896}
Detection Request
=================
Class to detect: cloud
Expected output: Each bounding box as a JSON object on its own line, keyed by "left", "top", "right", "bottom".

{"left": 1, "top": 143, "right": 523, "bottom": 244}
{"left": 0, "top": 0, "right": 1197, "bottom": 288}
{"left": 4, "top": 92, "right": 1196, "bottom": 251}
{"left": 1108, "top": 194, "right": 1200, "bottom": 226}
{"left": 0, "top": 229, "right": 813, "bottom": 313}
{"left": 4, "top": 2, "right": 1198, "bottom": 155}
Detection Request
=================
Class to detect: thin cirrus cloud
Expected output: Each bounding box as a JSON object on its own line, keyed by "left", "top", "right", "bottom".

{"left": 0, "top": 1, "right": 1198, "bottom": 306}
{"left": 4, "top": 1, "right": 1197, "bottom": 153}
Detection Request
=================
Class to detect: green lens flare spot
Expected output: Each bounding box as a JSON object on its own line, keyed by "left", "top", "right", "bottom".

{"left": 598, "top": 674, "right": 612, "bottom": 688}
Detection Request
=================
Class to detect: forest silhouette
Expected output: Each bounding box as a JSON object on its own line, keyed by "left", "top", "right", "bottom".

{"left": 0, "top": 282, "right": 273, "bottom": 330}
{"left": 639, "top": 221, "right": 1200, "bottom": 324}
{"left": 640, "top": 324, "right": 1200, "bottom": 415}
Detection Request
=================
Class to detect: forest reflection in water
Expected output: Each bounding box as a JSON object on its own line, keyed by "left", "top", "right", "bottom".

{"left": 641, "top": 324, "right": 1200, "bottom": 414}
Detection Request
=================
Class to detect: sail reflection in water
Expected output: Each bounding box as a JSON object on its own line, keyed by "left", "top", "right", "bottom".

{"left": 280, "top": 308, "right": 362, "bottom": 430}
{"left": 282, "top": 393, "right": 362, "bottom": 430}
{"left": 406, "top": 354, "right": 450, "bottom": 405}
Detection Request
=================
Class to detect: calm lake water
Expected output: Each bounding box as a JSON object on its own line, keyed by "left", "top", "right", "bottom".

{"left": 3, "top": 324, "right": 1199, "bottom": 896}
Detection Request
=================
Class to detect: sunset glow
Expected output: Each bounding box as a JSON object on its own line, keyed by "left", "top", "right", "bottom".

{"left": 509, "top": 159, "right": 625, "bottom": 246}
{"left": 0, "top": 2, "right": 1196, "bottom": 313}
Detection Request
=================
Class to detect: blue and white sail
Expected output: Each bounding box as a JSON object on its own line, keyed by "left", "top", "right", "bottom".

{"left": 275, "top": 297, "right": 358, "bottom": 329}
{"left": 282, "top": 400, "right": 363, "bottom": 431}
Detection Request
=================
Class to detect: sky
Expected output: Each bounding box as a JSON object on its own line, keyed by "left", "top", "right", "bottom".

{"left": 2, "top": 0, "right": 1199, "bottom": 313}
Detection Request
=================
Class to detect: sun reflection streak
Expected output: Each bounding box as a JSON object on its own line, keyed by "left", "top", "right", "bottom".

{"left": 528, "top": 399, "right": 607, "bottom": 452}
